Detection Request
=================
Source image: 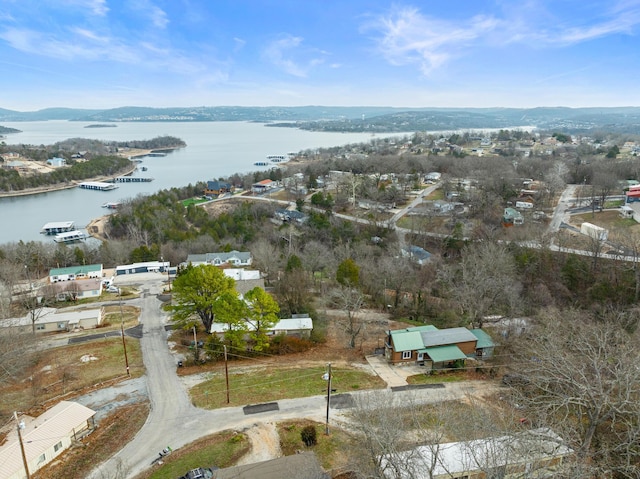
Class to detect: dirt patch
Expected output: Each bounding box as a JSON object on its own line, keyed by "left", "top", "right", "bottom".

{"left": 235, "top": 422, "right": 282, "bottom": 465}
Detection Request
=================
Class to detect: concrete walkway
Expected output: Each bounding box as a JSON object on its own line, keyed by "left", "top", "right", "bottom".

{"left": 365, "top": 355, "right": 426, "bottom": 388}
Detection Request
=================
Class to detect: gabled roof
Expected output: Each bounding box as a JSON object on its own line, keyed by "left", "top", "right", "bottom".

{"left": 420, "top": 327, "right": 477, "bottom": 347}
{"left": 390, "top": 330, "right": 428, "bottom": 352}
{"left": 206, "top": 180, "right": 231, "bottom": 190}
{"left": 0, "top": 401, "right": 95, "bottom": 479}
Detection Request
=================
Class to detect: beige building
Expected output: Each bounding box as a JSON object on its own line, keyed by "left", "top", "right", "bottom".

{"left": 0, "top": 401, "right": 96, "bottom": 479}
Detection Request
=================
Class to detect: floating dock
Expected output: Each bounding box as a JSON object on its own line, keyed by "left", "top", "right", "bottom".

{"left": 41, "top": 221, "right": 75, "bottom": 235}
{"left": 108, "top": 177, "right": 153, "bottom": 183}
{"left": 79, "top": 181, "right": 119, "bottom": 191}
{"left": 53, "top": 230, "right": 87, "bottom": 243}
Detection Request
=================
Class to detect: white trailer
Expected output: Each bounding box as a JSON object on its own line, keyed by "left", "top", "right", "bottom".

{"left": 580, "top": 222, "right": 608, "bottom": 241}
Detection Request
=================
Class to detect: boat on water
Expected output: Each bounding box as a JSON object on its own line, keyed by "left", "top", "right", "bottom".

{"left": 141, "top": 166, "right": 148, "bottom": 171}
{"left": 102, "top": 202, "right": 122, "bottom": 209}
{"left": 53, "top": 230, "right": 87, "bottom": 243}
{"left": 41, "top": 221, "right": 75, "bottom": 235}
{"left": 267, "top": 154, "right": 288, "bottom": 163}
{"left": 254, "top": 161, "right": 269, "bottom": 166}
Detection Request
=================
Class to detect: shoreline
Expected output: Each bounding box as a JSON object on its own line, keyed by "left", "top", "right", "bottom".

{"left": 0, "top": 163, "right": 138, "bottom": 199}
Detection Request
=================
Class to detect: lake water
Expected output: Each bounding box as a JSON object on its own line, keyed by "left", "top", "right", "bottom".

{"left": 0, "top": 121, "right": 400, "bottom": 244}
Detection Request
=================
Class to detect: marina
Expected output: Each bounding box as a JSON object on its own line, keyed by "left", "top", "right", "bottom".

{"left": 53, "top": 230, "right": 88, "bottom": 243}
{"left": 79, "top": 181, "right": 119, "bottom": 191}
{"left": 41, "top": 221, "right": 75, "bottom": 235}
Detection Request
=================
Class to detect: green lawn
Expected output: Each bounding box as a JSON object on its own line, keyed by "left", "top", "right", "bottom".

{"left": 190, "top": 366, "right": 385, "bottom": 409}
{"left": 182, "top": 197, "right": 209, "bottom": 207}
{"left": 407, "top": 370, "right": 468, "bottom": 384}
{"left": 140, "top": 431, "right": 249, "bottom": 479}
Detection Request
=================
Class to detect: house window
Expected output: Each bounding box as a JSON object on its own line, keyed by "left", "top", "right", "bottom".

{"left": 37, "top": 453, "right": 46, "bottom": 464}
{"left": 402, "top": 350, "right": 412, "bottom": 360}
{"left": 417, "top": 352, "right": 424, "bottom": 361}
{"left": 54, "top": 441, "right": 63, "bottom": 452}
{"left": 57, "top": 322, "right": 66, "bottom": 330}
{"left": 36, "top": 324, "right": 45, "bottom": 331}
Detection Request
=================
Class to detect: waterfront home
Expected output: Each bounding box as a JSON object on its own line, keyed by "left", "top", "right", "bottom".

{"left": 204, "top": 180, "right": 234, "bottom": 196}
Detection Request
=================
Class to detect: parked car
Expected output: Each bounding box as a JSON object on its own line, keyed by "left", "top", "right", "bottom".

{"left": 178, "top": 467, "right": 214, "bottom": 479}
{"left": 107, "top": 285, "right": 120, "bottom": 294}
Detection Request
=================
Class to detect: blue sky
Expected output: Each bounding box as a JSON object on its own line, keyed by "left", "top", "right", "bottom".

{"left": 1, "top": 0, "right": 640, "bottom": 110}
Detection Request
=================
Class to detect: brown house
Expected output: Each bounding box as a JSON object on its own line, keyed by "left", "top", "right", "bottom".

{"left": 385, "top": 325, "right": 494, "bottom": 369}
{"left": 204, "top": 180, "right": 234, "bottom": 196}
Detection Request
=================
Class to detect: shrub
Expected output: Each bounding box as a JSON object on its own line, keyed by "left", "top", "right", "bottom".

{"left": 301, "top": 425, "right": 317, "bottom": 447}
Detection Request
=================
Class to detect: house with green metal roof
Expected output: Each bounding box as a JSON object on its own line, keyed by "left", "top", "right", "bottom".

{"left": 385, "top": 325, "right": 494, "bottom": 368}
{"left": 49, "top": 264, "right": 103, "bottom": 283}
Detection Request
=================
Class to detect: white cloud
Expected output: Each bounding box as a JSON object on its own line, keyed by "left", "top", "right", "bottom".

{"left": 263, "top": 34, "right": 326, "bottom": 78}
{"left": 367, "top": 7, "right": 500, "bottom": 75}
{"left": 61, "top": 0, "right": 109, "bottom": 16}
{"left": 129, "top": 0, "right": 169, "bottom": 29}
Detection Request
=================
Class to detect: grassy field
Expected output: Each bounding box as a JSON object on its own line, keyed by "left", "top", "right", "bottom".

{"left": 182, "top": 197, "right": 210, "bottom": 207}
{"left": 407, "top": 370, "right": 469, "bottom": 384}
{"left": 190, "top": 366, "right": 386, "bottom": 409}
{"left": 278, "top": 420, "right": 353, "bottom": 472}
{"left": 137, "top": 431, "right": 249, "bottom": 479}
{"left": 1, "top": 335, "right": 143, "bottom": 416}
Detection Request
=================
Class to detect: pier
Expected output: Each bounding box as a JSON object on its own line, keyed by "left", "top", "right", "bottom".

{"left": 107, "top": 177, "right": 154, "bottom": 183}
{"left": 79, "top": 181, "right": 119, "bottom": 191}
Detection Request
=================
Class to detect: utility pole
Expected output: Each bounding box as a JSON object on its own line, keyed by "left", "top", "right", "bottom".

{"left": 119, "top": 291, "right": 130, "bottom": 376}
{"left": 224, "top": 345, "right": 230, "bottom": 404}
{"left": 323, "top": 363, "right": 332, "bottom": 435}
{"left": 14, "top": 411, "right": 30, "bottom": 479}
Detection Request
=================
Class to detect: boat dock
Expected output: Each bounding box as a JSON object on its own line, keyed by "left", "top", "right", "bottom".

{"left": 108, "top": 177, "right": 154, "bottom": 183}
{"left": 79, "top": 181, "right": 119, "bottom": 191}
{"left": 41, "top": 221, "right": 75, "bottom": 235}
{"left": 53, "top": 230, "right": 87, "bottom": 243}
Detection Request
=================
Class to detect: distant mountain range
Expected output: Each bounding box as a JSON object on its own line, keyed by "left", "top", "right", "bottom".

{"left": 2, "top": 106, "right": 640, "bottom": 133}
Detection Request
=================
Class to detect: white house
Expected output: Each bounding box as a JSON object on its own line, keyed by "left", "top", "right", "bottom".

{"left": 0, "top": 401, "right": 95, "bottom": 479}
{"left": 0, "top": 307, "right": 104, "bottom": 333}
{"left": 183, "top": 251, "right": 252, "bottom": 268}
{"left": 49, "top": 264, "right": 103, "bottom": 283}
{"left": 211, "top": 314, "right": 313, "bottom": 338}
{"left": 380, "top": 428, "right": 573, "bottom": 479}
{"left": 115, "top": 261, "right": 169, "bottom": 275}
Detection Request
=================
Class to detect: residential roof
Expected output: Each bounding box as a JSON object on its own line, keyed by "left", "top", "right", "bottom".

{"left": 206, "top": 180, "right": 231, "bottom": 190}
{"left": 468, "top": 328, "right": 495, "bottom": 349}
{"left": 214, "top": 451, "right": 327, "bottom": 479}
{"left": 211, "top": 316, "right": 312, "bottom": 334}
{"left": 186, "top": 251, "right": 252, "bottom": 264}
{"left": 390, "top": 330, "right": 427, "bottom": 352}
{"left": 49, "top": 263, "right": 102, "bottom": 277}
{"left": 0, "top": 401, "right": 95, "bottom": 479}
{"left": 380, "top": 428, "right": 573, "bottom": 479}
{"left": 420, "top": 345, "right": 467, "bottom": 363}
{"left": 0, "top": 307, "right": 103, "bottom": 329}
{"left": 420, "top": 327, "right": 477, "bottom": 348}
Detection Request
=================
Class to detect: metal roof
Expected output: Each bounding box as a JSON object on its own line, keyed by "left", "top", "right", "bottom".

{"left": 390, "top": 330, "right": 426, "bottom": 352}
{"left": 214, "top": 451, "right": 327, "bottom": 479}
{"left": 420, "top": 327, "right": 477, "bottom": 348}
{"left": 421, "top": 345, "right": 468, "bottom": 363}
{"left": 49, "top": 263, "right": 102, "bottom": 276}
{"left": 0, "top": 401, "right": 95, "bottom": 479}
{"left": 468, "top": 328, "right": 495, "bottom": 349}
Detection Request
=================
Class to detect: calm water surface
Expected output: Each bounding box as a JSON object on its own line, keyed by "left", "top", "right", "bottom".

{"left": 0, "top": 121, "right": 398, "bottom": 244}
